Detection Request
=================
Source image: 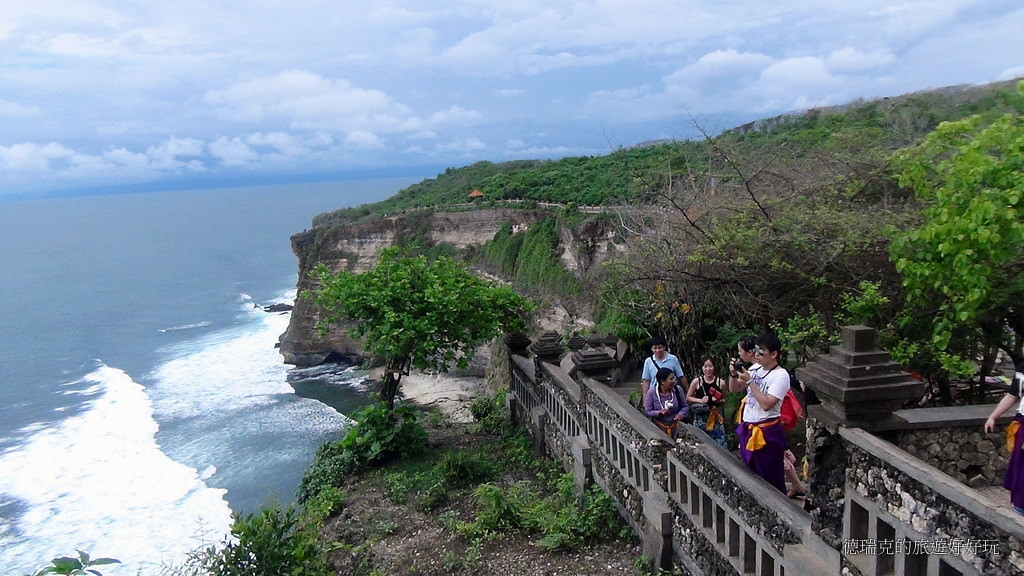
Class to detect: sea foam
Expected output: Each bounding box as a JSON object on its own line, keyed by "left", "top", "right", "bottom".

{"left": 0, "top": 364, "right": 234, "bottom": 576}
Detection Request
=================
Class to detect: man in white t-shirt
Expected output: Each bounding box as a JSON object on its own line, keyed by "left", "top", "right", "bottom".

{"left": 729, "top": 332, "right": 790, "bottom": 493}
{"left": 640, "top": 336, "right": 685, "bottom": 396}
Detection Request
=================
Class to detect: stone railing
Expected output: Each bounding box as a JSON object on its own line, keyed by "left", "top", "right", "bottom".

{"left": 508, "top": 352, "right": 835, "bottom": 574}
{"left": 505, "top": 325, "right": 1024, "bottom": 576}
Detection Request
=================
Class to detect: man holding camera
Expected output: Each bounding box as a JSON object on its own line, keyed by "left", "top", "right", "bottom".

{"left": 729, "top": 333, "right": 790, "bottom": 493}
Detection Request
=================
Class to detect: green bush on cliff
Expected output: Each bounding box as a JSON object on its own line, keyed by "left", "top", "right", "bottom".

{"left": 297, "top": 403, "right": 427, "bottom": 504}
{"left": 197, "top": 505, "right": 329, "bottom": 576}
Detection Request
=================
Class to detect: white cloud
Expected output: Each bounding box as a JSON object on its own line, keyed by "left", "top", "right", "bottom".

{"left": 203, "top": 70, "right": 416, "bottom": 134}
{"left": 146, "top": 137, "right": 204, "bottom": 162}
{"left": 1000, "top": 66, "right": 1024, "bottom": 81}
{"left": 826, "top": 47, "right": 896, "bottom": 73}
{"left": 438, "top": 137, "right": 487, "bottom": 153}
{"left": 2, "top": 0, "right": 1023, "bottom": 196}
{"left": 0, "top": 142, "right": 75, "bottom": 171}
{"left": 344, "top": 131, "right": 385, "bottom": 150}
{"left": 246, "top": 132, "right": 310, "bottom": 156}
{"left": 428, "top": 106, "right": 482, "bottom": 126}
{"left": 208, "top": 137, "right": 257, "bottom": 166}
{"left": 0, "top": 100, "right": 41, "bottom": 118}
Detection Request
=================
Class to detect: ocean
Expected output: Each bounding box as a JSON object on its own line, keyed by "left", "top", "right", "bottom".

{"left": 0, "top": 178, "right": 421, "bottom": 575}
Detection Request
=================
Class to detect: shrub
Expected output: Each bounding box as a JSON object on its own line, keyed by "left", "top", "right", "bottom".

{"left": 297, "top": 403, "right": 427, "bottom": 503}
{"left": 199, "top": 505, "right": 329, "bottom": 576}
{"left": 468, "top": 391, "right": 510, "bottom": 434}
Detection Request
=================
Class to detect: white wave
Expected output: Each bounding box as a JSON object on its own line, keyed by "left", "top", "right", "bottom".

{"left": 151, "top": 312, "right": 296, "bottom": 419}
{"left": 199, "top": 465, "right": 217, "bottom": 481}
{"left": 146, "top": 302, "right": 352, "bottom": 508}
{"left": 158, "top": 321, "right": 212, "bottom": 333}
{"left": 0, "top": 364, "right": 234, "bottom": 576}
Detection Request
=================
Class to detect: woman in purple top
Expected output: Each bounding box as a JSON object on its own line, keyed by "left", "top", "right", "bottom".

{"left": 645, "top": 367, "right": 689, "bottom": 438}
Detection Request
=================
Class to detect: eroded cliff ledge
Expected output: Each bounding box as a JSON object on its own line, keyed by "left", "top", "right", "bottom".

{"left": 278, "top": 207, "right": 624, "bottom": 367}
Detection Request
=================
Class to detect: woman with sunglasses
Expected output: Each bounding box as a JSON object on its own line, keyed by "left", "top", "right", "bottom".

{"left": 728, "top": 332, "right": 790, "bottom": 493}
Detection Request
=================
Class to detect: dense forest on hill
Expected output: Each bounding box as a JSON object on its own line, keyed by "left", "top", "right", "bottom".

{"left": 312, "top": 78, "right": 1024, "bottom": 405}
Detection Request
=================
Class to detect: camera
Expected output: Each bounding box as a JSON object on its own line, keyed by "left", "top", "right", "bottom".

{"left": 732, "top": 359, "right": 745, "bottom": 372}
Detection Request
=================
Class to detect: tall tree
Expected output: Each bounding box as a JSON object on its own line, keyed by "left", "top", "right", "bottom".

{"left": 890, "top": 80, "right": 1024, "bottom": 366}
{"left": 309, "top": 247, "right": 532, "bottom": 409}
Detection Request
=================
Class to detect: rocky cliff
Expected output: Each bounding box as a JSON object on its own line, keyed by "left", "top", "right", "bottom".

{"left": 279, "top": 207, "right": 623, "bottom": 367}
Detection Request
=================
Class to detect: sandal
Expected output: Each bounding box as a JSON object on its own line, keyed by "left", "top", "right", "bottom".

{"left": 787, "top": 487, "right": 807, "bottom": 499}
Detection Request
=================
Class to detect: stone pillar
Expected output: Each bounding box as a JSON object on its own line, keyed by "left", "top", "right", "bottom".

{"left": 795, "top": 325, "right": 925, "bottom": 550}
{"left": 570, "top": 348, "right": 619, "bottom": 383}
{"left": 530, "top": 331, "right": 565, "bottom": 377}
{"left": 796, "top": 325, "right": 924, "bottom": 432}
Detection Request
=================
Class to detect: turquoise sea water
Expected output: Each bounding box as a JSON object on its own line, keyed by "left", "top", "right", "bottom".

{"left": 0, "top": 178, "right": 419, "bottom": 575}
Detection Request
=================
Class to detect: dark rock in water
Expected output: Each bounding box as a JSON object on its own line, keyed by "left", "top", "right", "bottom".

{"left": 263, "top": 303, "right": 294, "bottom": 313}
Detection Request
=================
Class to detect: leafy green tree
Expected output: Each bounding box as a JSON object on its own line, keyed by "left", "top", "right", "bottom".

{"left": 310, "top": 247, "right": 532, "bottom": 408}
{"left": 890, "top": 80, "right": 1024, "bottom": 367}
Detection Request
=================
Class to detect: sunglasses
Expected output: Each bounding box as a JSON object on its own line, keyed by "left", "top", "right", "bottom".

{"left": 754, "top": 347, "right": 767, "bottom": 356}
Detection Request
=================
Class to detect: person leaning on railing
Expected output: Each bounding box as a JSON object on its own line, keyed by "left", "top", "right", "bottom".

{"left": 985, "top": 364, "right": 1024, "bottom": 516}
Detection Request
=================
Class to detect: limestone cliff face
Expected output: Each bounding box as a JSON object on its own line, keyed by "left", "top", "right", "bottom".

{"left": 278, "top": 208, "right": 623, "bottom": 367}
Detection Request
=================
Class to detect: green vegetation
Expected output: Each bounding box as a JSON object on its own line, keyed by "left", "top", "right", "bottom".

{"left": 594, "top": 79, "right": 1024, "bottom": 404}
{"left": 297, "top": 403, "right": 427, "bottom": 504}
{"left": 309, "top": 247, "right": 532, "bottom": 408}
{"left": 196, "top": 505, "right": 330, "bottom": 576}
{"left": 890, "top": 81, "right": 1024, "bottom": 376}
{"left": 29, "top": 552, "right": 119, "bottom": 576}
{"left": 475, "top": 217, "right": 581, "bottom": 296}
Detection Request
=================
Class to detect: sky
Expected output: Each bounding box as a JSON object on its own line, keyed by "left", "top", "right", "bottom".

{"left": 1, "top": 1, "right": 1023, "bottom": 199}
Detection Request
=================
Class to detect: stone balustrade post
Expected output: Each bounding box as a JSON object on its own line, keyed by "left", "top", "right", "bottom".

{"left": 795, "top": 325, "right": 925, "bottom": 549}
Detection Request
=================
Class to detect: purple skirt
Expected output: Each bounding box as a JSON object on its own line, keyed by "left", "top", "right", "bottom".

{"left": 737, "top": 418, "right": 788, "bottom": 493}
{"left": 1005, "top": 413, "right": 1024, "bottom": 509}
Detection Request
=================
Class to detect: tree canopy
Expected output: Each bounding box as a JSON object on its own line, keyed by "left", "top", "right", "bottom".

{"left": 310, "top": 247, "right": 533, "bottom": 408}
{"left": 890, "top": 80, "right": 1024, "bottom": 365}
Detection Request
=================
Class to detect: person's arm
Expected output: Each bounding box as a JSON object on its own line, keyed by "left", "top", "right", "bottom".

{"left": 686, "top": 378, "right": 705, "bottom": 404}
{"left": 673, "top": 386, "right": 689, "bottom": 420}
{"left": 985, "top": 393, "right": 1019, "bottom": 433}
{"left": 728, "top": 362, "right": 749, "bottom": 393}
{"left": 749, "top": 370, "right": 786, "bottom": 411}
{"left": 643, "top": 388, "right": 663, "bottom": 418}
{"left": 640, "top": 359, "right": 652, "bottom": 395}
{"left": 748, "top": 382, "right": 781, "bottom": 411}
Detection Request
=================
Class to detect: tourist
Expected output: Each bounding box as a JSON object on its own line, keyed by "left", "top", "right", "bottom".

{"left": 645, "top": 367, "right": 689, "bottom": 439}
{"left": 640, "top": 336, "right": 684, "bottom": 397}
{"left": 984, "top": 364, "right": 1024, "bottom": 515}
{"left": 687, "top": 356, "right": 727, "bottom": 448}
{"left": 729, "top": 333, "right": 790, "bottom": 493}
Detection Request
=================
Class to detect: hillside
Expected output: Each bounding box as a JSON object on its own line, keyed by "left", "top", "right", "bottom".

{"left": 312, "top": 78, "right": 1023, "bottom": 225}
{"left": 288, "top": 78, "right": 1024, "bottom": 401}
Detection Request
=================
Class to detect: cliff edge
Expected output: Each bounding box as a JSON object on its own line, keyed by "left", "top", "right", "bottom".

{"left": 279, "top": 208, "right": 558, "bottom": 367}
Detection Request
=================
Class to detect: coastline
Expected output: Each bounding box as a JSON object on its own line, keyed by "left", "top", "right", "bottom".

{"left": 369, "top": 367, "right": 484, "bottom": 423}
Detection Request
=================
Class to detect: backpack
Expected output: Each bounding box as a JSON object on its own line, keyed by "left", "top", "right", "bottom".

{"left": 779, "top": 389, "right": 804, "bottom": 431}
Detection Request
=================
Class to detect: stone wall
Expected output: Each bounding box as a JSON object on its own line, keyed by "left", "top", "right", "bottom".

{"left": 508, "top": 329, "right": 1024, "bottom": 576}
{"left": 840, "top": 427, "right": 1024, "bottom": 576}
{"left": 883, "top": 405, "right": 1011, "bottom": 487}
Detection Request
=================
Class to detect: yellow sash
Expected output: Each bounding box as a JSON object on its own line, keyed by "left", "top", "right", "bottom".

{"left": 654, "top": 420, "right": 678, "bottom": 438}
{"left": 736, "top": 396, "right": 747, "bottom": 424}
{"left": 705, "top": 406, "right": 724, "bottom": 431}
{"left": 743, "top": 419, "right": 779, "bottom": 452}
{"left": 1006, "top": 420, "right": 1021, "bottom": 453}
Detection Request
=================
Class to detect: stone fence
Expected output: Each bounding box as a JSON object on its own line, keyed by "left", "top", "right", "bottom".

{"left": 505, "top": 326, "right": 1024, "bottom": 576}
